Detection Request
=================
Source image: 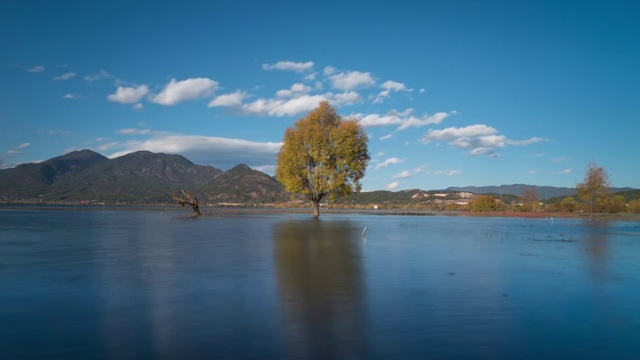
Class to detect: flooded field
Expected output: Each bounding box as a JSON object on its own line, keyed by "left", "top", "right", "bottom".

{"left": 1, "top": 208, "right": 639, "bottom": 359}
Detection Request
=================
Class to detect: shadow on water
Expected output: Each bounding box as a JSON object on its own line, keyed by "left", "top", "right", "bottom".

{"left": 272, "top": 219, "right": 366, "bottom": 359}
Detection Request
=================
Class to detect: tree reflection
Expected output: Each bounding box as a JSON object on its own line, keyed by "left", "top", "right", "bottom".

{"left": 273, "top": 219, "right": 366, "bottom": 359}
{"left": 583, "top": 220, "right": 611, "bottom": 281}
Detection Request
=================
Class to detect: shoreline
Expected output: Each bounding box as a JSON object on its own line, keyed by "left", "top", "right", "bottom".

{"left": 3, "top": 203, "right": 640, "bottom": 222}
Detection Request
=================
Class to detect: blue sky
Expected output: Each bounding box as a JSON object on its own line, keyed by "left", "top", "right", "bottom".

{"left": 1, "top": 0, "right": 639, "bottom": 191}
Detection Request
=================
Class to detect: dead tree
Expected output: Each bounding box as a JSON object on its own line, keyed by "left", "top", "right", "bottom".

{"left": 172, "top": 190, "right": 201, "bottom": 216}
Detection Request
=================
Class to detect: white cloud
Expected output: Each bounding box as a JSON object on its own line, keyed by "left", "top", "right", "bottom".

{"left": 551, "top": 157, "right": 568, "bottom": 163}
{"left": 380, "top": 134, "right": 394, "bottom": 140}
{"left": 528, "top": 169, "right": 540, "bottom": 174}
{"left": 27, "top": 65, "right": 45, "bottom": 73}
{"left": 108, "top": 135, "right": 281, "bottom": 169}
{"left": 328, "top": 70, "right": 375, "bottom": 91}
{"left": 208, "top": 90, "right": 249, "bottom": 107}
{"left": 241, "top": 91, "right": 360, "bottom": 117}
{"left": 62, "top": 93, "right": 79, "bottom": 99}
{"left": 323, "top": 66, "right": 335, "bottom": 76}
{"left": 393, "top": 170, "right": 412, "bottom": 179}
{"left": 262, "top": 61, "right": 314, "bottom": 72}
{"left": 434, "top": 169, "right": 462, "bottom": 176}
{"left": 276, "top": 83, "right": 312, "bottom": 98}
{"left": 151, "top": 78, "right": 218, "bottom": 106}
{"left": 118, "top": 128, "right": 151, "bottom": 135}
{"left": 423, "top": 125, "right": 498, "bottom": 142}
{"left": 557, "top": 168, "right": 572, "bottom": 174}
{"left": 375, "top": 157, "right": 404, "bottom": 170}
{"left": 54, "top": 72, "right": 76, "bottom": 81}
{"left": 419, "top": 88, "right": 425, "bottom": 94}
{"left": 133, "top": 103, "right": 143, "bottom": 110}
{"left": 381, "top": 80, "right": 410, "bottom": 92}
{"left": 6, "top": 150, "right": 23, "bottom": 155}
{"left": 107, "top": 85, "right": 149, "bottom": 104}
{"left": 387, "top": 182, "right": 400, "bottom": 190}
{"left": 373, "top": 80, "right": 412, "bottom": 104}
{"left": 17, "top": 142, "right": 30, "bottom": 149}
{"left": 304, "top": 73, "right": 317, "bottom": 81}
{"left": 356, "top": 108, "right": 453, "bottom": 131}
{"left": 414, "top": 164, "right": 430, "bottom": 174}
{"left": 421, "top": 124, "right": 545, "bottom": 156}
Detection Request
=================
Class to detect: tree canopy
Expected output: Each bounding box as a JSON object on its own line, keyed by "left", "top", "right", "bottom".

{"left": 276, "top": 101, "right": 369, "bottom": 217}
{"left": 576, "top": 161, "right": 610, "bottom": 218}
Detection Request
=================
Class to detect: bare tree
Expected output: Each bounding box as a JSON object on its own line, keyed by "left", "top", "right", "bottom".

{"left": 172, "top": 190, "right": 201, "bottom": 216}
{"left": 576, "top": 161, "right": 610, "bottom": 219}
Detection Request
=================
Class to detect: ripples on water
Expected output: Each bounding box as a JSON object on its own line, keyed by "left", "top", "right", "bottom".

{"left": 0, "top": 208, "right": 639, "bottom": 359}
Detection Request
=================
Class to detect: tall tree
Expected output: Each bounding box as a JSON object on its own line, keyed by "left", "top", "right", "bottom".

{"left": 576, "top": 161, "right": 610, "bottom": 219}
{"left": 276, "top": 101, "right": 369, "bottom": 218}
{"left": 521, "top": 186, "right": 539, "bottom": 212}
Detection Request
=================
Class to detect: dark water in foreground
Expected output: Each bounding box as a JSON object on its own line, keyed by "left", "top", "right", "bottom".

{"left": 1, "top": 208, "right": 639, "bottom": 359}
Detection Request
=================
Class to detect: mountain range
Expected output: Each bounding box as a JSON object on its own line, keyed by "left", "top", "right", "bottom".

{"left": 0, "top": 149, "right": 287, "bottom": 204}
{"left": 0, "top": 149, "right": 636, "bottom": 205}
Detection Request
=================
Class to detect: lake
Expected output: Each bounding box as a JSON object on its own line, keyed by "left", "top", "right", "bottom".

{"left": 1, "top": 207, "right": 639, "bottom": 359}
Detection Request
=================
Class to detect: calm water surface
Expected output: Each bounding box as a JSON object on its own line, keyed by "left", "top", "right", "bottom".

{"left": 1, "top": 208, "right": 639, "bottom": 359}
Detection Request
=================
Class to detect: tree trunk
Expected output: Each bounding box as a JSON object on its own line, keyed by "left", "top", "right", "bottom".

{"left": 312, "top": 199, "right": 320, "bottom": 218}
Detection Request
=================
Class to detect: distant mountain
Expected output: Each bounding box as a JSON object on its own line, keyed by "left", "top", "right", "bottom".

{"left": 446, "top": 184, "right": 636, "bottom": 199}
{"left": 42, "top": 150, "right": 222, "bottom": 203}
{"left": 2, "top": 150, "right": 637, "bottom": 206}
{"left": 198, "top": 164, "right": 287, "bottom": 204}
{"left": 0, "top": 149, "right": 108, "bottom": 198}
{"left": 0, "top": 150, "right": 284, "bottom": 204}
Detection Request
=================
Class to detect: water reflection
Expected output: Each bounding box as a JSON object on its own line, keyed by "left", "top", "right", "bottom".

{"left": 273, "top": 219, "right": 366, "bottom": 359}
{"left": 582, "top": 221, "right": 611, "bottom": 281}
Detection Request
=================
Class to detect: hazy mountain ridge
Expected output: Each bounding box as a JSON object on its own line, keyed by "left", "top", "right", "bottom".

{"left": 446, "top": 184, "right": 636, "bottom": 199}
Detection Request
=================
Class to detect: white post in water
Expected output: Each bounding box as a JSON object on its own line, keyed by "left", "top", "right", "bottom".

{"left": 362, "top": 227, "right": 368, "bottom": 237}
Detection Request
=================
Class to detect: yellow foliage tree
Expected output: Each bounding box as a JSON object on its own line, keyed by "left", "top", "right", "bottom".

{"left": 276, "top": 101, "right": 370, "bottom": 217}
{"left": 576, "top": 161, "right": 610, "bottom": 219}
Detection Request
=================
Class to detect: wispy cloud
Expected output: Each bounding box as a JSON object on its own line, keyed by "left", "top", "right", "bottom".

{"left": 414, "top": 164, "right": 430, "bottom": 174}
{"left": 434, "top": 169, "right": 462, "bottom": 176}
{"left": 392, "top": 170, "right": 412, "bottom": 179}
{"left": 108, "top": 135, "right": 282, "bottom": 169}
{"left": 84, "top": 70, "right": 111, "bottom": 82}
{"left": 551, "top": 157, "right": 568, "bottom": 163}
{"left": 262, "top": 61, "right": 314, "bottom": 73}
{"left": 422, "top": 124, "right": 546, "bottom": 156}
{"left": 355, "top": 108, "right": 454, "bottom": 131}
{"left": 118, "top": 128, "right": 152, "bottom": 135}
{"left": 387, "top": 181, "right": 400, "bottom": 190}
{"left": 17, "top": 142, "right": 30, "bottom": 149}
{"left": 375, "top": 157, "right": 404, "bottom": 170}
{"left": 557, "top": 168, "right": 572, "bottom": 174}
{"left": 62, "top": 93, "right": 80, "bottom": 99}
{"left": 151, "top": 78, "right": 218, "bottom": 106}
{"left": 27, "top": 65, "right": 45, "bottom": 73}
{"left": 373, "top": 80, "right": 412, "bottom": 104}
{"left": 54, "top": 72, "right": 76, "bottom": 81}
